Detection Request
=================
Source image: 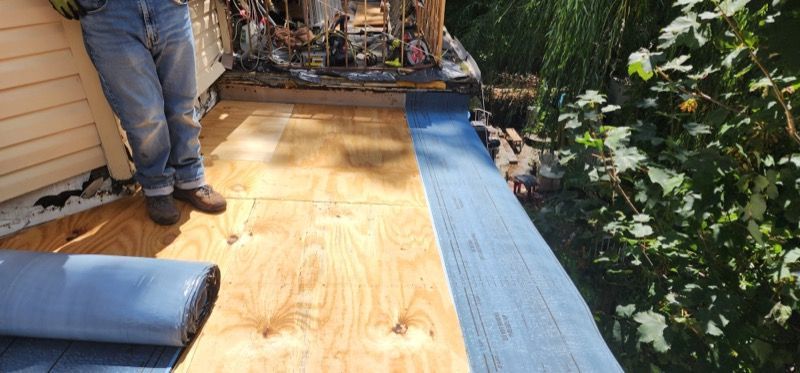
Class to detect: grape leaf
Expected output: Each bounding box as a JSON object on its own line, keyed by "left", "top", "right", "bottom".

{"left": 616, "top": 304, "right": 636, "bottom": 317}
{"left": 634, "top": 311, "right": 670, "bottom": 352}
{"left": 628, "top": 50, "right": 655, "bottom": 81}
{"left": 648, "top": 167, "right": 685, "bottom": 196}
{"left": 719, "top": 0, "right": 751, "bottom": 16}
{"left": 613, "top": 147, "right": 647, "bottom": 173}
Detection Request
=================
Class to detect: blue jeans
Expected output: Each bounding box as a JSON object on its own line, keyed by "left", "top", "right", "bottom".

{"left": 79, "top": 0, "right": 205, "bottom": 196}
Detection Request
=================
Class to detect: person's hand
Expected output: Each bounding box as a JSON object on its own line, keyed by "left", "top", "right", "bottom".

{"left": 48, "top": 0, "right": 86, "bottom": 20}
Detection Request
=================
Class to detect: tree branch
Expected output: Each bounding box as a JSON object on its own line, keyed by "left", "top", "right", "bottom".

{"left": 656, "top": 68, "right": 741, "bottom": 114}
{"left": 716, "top": 3, "right": 800, "bottom": 146}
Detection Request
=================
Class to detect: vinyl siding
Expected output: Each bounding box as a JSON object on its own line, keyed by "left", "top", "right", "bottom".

{"left": 0, "top": 0, "right": 226, "bottom": 203}
{"left": 0, "top": 1, "right": 109, "bottom": 202}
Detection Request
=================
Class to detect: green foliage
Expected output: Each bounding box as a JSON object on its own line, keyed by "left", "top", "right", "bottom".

{"left": 446, "top": 0, "right": 670, "bottom": 135}
{"left": 533, "top": 0, "right": 800, "bottom": 370}
{"left": 446, "top": 0, "right": 668, "bottom": 85}
{"left": 445, "top": 0, "right": 552, "bottom": 79}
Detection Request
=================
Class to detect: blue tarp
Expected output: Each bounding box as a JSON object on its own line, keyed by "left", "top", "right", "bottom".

{"left": 406, "top": 92, "right": 622, "bottom": 372}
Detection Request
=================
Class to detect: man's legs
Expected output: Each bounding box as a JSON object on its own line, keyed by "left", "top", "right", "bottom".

{"left": 149, "top": 0, "right": 226, "bottom": 212}
{"left": 80, "top": 0, "right": 175, "bottom": 196}
{"left": 79, "top": 0, "right": 182, "bottom": 224}
{"left": 79, "top": 0, "right": 225, "bottom": 223}
{"left": 150, "top": 0, "right": 205, "bottom": 191}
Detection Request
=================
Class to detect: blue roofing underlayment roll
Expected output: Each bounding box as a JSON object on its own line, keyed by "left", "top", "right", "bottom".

{"left": 0, "top": 249, "right": 219, "bottom": 347}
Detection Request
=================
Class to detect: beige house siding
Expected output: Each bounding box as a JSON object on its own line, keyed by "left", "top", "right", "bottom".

{"left": 0, "top": 0, "right": 227, "bottom": 203}
{"left": 0, "top": 1, "right": 125, "bottom": 203}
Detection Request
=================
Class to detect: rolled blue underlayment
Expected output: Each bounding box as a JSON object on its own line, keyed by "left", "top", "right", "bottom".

{"left": 0, "top": 249, "right": 220, "bottom": 347}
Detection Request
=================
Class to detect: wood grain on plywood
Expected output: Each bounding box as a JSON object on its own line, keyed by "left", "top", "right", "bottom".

{"left": 174, "top": 200, "right": 467, "bottom": 372}
{"left": 204, "top": 161, "right": 427, "bottom": 207}
{"left": 207, "top": 114, "right": 290, "bottom": 162}
{"left": 0, "top": 100, "right": 468, "bottom": 372}
{"left": 0, "top": 196, "right": 253, "bottom": 268}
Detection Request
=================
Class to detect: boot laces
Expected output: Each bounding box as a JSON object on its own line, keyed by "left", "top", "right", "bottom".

{"left": 197, "top": 185, "right": 214, "bottom": 197}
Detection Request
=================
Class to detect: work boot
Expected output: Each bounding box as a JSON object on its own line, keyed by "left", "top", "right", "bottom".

{"left": 145, "top": 195, "right": 181, "bottom": 225}
{"left": 173, "top": 185, "right": 227, "bottom": 213}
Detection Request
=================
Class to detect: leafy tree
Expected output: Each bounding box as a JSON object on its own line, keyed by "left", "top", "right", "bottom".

{"left": 445, "top": 0, "right": 668, "bottom": 85}
{"left": 536, "top": 0, "right": 800, "bottom": 370}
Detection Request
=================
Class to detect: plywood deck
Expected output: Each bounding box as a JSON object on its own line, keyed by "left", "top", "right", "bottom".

{"left": 0, "top": 101, "right": 469, "bottom": 372}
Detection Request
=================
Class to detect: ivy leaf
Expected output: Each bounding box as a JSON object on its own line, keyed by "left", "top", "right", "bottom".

{"left": 648, "top": 167, "right": 685, "bottom": 196}
{"left": 684, "top": 122, "right": 712, "bottom": 136}
{"left": 576, "top": 132, "right": 603, "bottom": 150}
{"left": 638, "top": 98, "right": 659, "bottom": 108}
{"left": 765, "top": 302, "right": 792, "bottom": 326}
{"left": 662, "top": 55, "right": 693, "bottom": 73}
{"left": 705, "top": 320, "right": 724, "bottom": 336}
{"left": 766, "top": 170, "right": 779, "bottom": 199}
{"left": 688, "top": 65, "right": 719, "bottom": 80}
{"left": 722, "top": 45, "right": 747, "bottom": 68}
{"left": 631, "top": 223, "right": 654, "bottom": 238}
{"left": 588, "top": 167, "right": 600, "bottom": 182}
{"left": 559, "top": 112, "right": 582, "bottom": 129}
{"left": 719, "top": 0, "right": 751, "bottom": 16}
{"left": 616, "top": 304, "right": 636, "bottom": 318}
{"left": 779, "top": 154, "right": 800, "bottom": 167}
{"left": 612, "top": 321, "right": 623, "bottom": 342}
{"left": 634, "top": 311, "right": 670, "bottom": 352}
{"left": 775, "top": 248, "right": 800, "bottom": 282}
{"left": 558, "top": 149, "right": 577, "bottom": 164}
{"left": 749, "top": 77, "right": 773, "bottom": 92}
{"left": 628, "top": 50, "right": 655, "bottom": 81}
{"left": 613, "top": 147, "right": 647, "bottom": 173}
{"left": 699, "top": 11, "right": 721, "bottom": 20}
{"left": 558, "top": 113, "right": 575, "bottom": 122}
{"left": 747, "top": 220, "right": 763, "bottom": 243}
{"left": 673, "top": 0, "right": 703, "bottom": 12}
{"left": 659, "top": 13, "right": 705, "bottom": 49}
{"left": 605, "top": 126, "right": 631, "bottom": 151}
{"left": 745, "top": 193, "right": 767, "bottom": 221}
{"left": 576, "top": 90, "right": 606, "bottom": 107}
{"left": 753, "top": 175, "right": 769, "bottom": 193}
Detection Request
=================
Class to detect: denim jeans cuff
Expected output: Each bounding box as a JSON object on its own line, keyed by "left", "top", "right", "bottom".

{"left": 143, "top": 185, "right": 174, "bottom": 197}
{"left": 175, "top": 178, "right": 205, "bottom": 191}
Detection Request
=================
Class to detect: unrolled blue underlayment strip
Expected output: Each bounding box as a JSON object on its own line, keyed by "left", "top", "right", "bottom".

{"left": 0, "top": 336, "right": 179, "bottom": 373}
{"left": 0, "top": 250, "right": 219, "bottom": 372}
{"left": 406, "top": 92, "right": 622, "bottom": 372}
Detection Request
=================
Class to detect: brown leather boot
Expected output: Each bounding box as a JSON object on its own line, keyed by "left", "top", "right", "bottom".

{"left": 145, "top": 195, "right": 181, "bottom": 225}
{"left": 173, "top": 185, "right": 227, "bottom": 213}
